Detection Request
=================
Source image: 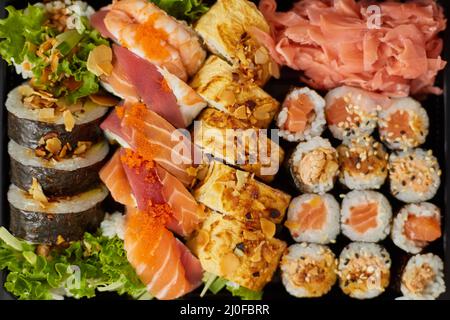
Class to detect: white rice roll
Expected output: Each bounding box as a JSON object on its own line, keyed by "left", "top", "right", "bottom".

{"left": 400, "top": 253, "right": 445, "bottom": 300}
{"left": 324, "top": 86, "right": 379, "bottom": 140}
{"left": 285, "top": 193, "right": 340, "bottom": 244}
{"left": 389, "top": 148, "right": 441, "bottom": 203}
{"left": 378, "top": 97, "right": 429, "bottom": 150}
{"left": 341, "top": 190, "right": 392, "bottom": 242}
{"left": 338, "top": 242, "right": 391, "bottom": 299}
{"left": 281, "top": 243, "right": 337, "bottom": 298}
{"left": 337, "top": 136, "right": 388, "bottom": 190}
{"left": 391, "top": 202, "right": 441, "bottom": 254}
{"left": 289, "top": 137, "right": 339, "bottom": 194}
{"left": 276, "top": 87, "right": 326, "bottom": 142}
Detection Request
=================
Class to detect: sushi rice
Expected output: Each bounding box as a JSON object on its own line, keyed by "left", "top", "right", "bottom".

{"left": 341, "top": 190, "right": 392, "bottom": 242}
{"left": 276, "top": 87, "right": 326, "bottom": 142}
{"left": 338, "top": 242, "right": 391, "bottom": 299}
{"left": 285, "top": 193, "right": 340, "bottom": 244}
{"left": 281, "top": 243, "right": 337, "bottom": 298}
{"left": 391, "top": 202, "right": 441, "bottom": 254}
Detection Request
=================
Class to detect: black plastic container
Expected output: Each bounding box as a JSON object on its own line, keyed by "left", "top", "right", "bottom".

{"left": 1, "top": 0, "right": 449, "bottom": 300}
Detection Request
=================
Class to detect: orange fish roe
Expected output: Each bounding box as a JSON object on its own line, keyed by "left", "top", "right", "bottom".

{"left": 116, "top": 105, "right": 125, "bottom": 119}
{"left": 147, "top": 203, "right": 172, "bottom": 225}
{"left": 160, "top": 78, "right": 171, "bottom": 93}
{"left": 134, "top": 13, "right": 169, "bottom": 60}
{"left": 126, "top": 206, "right": 164, "bottom": 242}
{"left": 120, "top": 148, "right": 159, "bottom": 184}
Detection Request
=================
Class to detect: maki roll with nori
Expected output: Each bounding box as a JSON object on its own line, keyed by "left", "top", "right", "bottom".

{"left": 6, "top": 84, "right": 110, "bottom": 149}
{"left": 9, "top": 139, "right": 109, "bottom": 196}
{"left": 338, "top": 242, "right": 391, "bottom": 299}
{"left": 378, "top": 97, "right": 429, "bottom": 151}
{"left": 399, "top": 253, "right": 445, "bottom": 300}
{"left": 281, "top": 243, "right": 337, "bottom": 298}
{"left": 391, "top": 202, "right": 442, "bottom": 254}
{"left": 388, "top": 148, "right": 441, "bottom": 203}
{"left": 8, "top": 184, "right": 108, "bottom": 244}
{"left": 340, "top": 190, "right": 392, "bottom": 242}
{"left": 284, "top": 193, "right": 340, "bottom": 244}
{"left": 337, "top": 136, "right": 388, "bottom": 190}
{"left": 288, "top": 137, "right": 339, "bottom": 194}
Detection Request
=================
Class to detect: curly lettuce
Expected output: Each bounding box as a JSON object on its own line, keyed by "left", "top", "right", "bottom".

{"left": 0, "top": 4, "right": 109, "bottom": 103}
{"left": 150, "top": 0, "right": 209, "bottom": 22}
{"left": 0, "top": 227, "right": 148, "bottom": 300}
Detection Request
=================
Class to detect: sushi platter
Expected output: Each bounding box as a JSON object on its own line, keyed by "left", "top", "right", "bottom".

{"left": 0, "top": 0, "right": 450, "bottom": 301}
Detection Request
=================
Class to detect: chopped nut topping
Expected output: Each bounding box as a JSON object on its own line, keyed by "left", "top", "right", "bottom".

{"left": 63, "top": 110, "right": 75, "bottom": 132}
{"left": 45, "top": 137, "right": 62, "bottom": 155}
{"left": 28, "top": 177, "right": 48, "bottom": 206}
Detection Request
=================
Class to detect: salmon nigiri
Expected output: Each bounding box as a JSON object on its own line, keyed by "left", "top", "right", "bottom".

{"left": 124, "top": 207, "right": 203, "bottom": 300}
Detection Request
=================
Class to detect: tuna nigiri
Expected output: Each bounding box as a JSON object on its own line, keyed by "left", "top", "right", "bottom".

{"left": 124, "top": 207, "right": 203, "bottom": 300}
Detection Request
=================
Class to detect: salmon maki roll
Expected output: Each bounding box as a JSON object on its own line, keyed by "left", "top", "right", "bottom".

{"left": 325, "top": 86, "right": 379, "bottom": 140}
{"left": 391, "top": 203, "right": 441, "bottom": 254}
{"left": 399, "top": 253, "right": 445, "bottom": 300}
{"left": 281, "top": 243, "right": 337, "bottom": 298}
{"left": 276, "top": 87, "right": 326, "bottom": 142}
{"left": 378, "top": 98, "right": 429, "bottom": 151}
{"left": 285, "top": 194, "right": 340, "bottom": 244}
{"left": 337, "top": 136, "right": 388, "bottom": 190}
{"left": 289, "top": 137, "right": 339, "bottom": 194}
{"left": 388, "top": 148, "right": 441, "bottom": 203}
{"left": 338, "top": 242, "right": 391, "bottom": 299}
{"left": 341, "top": 190, "right": 392, "bottom": 242}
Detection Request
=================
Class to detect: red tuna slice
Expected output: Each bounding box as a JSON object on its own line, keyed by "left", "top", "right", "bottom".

{"left": 112, "top": 44, "right": 186, "bottom": 128}
{"left": 100, "top": 109, "right": 132, "bottom": 148}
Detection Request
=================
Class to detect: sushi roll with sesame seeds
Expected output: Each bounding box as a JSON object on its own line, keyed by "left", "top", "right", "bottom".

{"left": 276, "top": 87, "right": 326, "bottom": 142}
{"left": 388, "top": 148, "right": 441, "bottom": 203}
{"left": 392, "top": 203, "right": 441, "bottom": 254}
{"left": 338, "top": 242, "right": 391, "bottom": 299}
{"left": 399, "top": 253, "right": 445, "bottom": 300}
{"left": 281, "top": 243, "right": 337, "bottom": 298}
{"left": 288, "top": 137, "right": 339, "bottom": 194}
{"left": 378, "top": 98, "right": 429, "bottom": 150}
{"left": 341, "top": 190, "right": 392, "bottom": 242}
{"left": 324, "top": 86, "right": 379, "bottom": 140}
{"left": 284, "top": 193, "right": 340, "bottom": 244}
{"left": 337, "top": 136, "right": 388, "bottom": 190}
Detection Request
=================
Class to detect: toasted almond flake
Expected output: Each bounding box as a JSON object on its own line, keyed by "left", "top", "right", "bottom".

{"left": 220, "top": 252, "right": 240, "bottom": 276}
{"left": 195, "top": 230, "right": 210, "bottom": 248}
{"left": 235, "top": 170, "right": 248, "bottom": 190}
{"left": 56, "top": 235, "right": 65, "bottom": 245}
{"left": 38, "top": 108, "right": 55, "bottom": 121}
{"left": 250, "top": 243, "right": 264, "bottom": 262}
{"left": 254, "top": 47, "right": 269, "bottom": 65}
{"left": 45, "top": 137, "right": 62, "bottom": 154}
{"left": 89, "top": 93, "right": 119, "bottom": 107}
{"left": 260, "top": 218, "right": 276, "bottom": 238}
{"left": 87, "top": 44, "right": 113, "bottom": 77}
{"left": 18, "top": 85, "right": 35, "bottom": 96}
{"left": 29, "top": 177, "right": 48, "bottom": 205}
{"left": 63, "top": 110, "right": 75, "bottom": 132}
{"left": 234, "top": 105, "right": 248, "bottom": 119}
{"left": 73, "top": 141, "right": 92, "bottom": 155}
{"left": 221, "top": 89, "right": 236, "bottom": 106}
{"left": 269, "top": 60, "right": 280, "bottom": 78}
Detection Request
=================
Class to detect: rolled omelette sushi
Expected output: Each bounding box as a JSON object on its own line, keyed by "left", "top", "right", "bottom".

{"left": 341, "top": 190, "right": 392, "bottom": 242}
{"left": 324, "top": 86, "right": 379, "bottom": 140}
{"left": 281, "top": 243, "right": 337, "bottom": 298}
{"left": 391, "top": 202, "right": 441, "bottom": 254}
{"left": 276, "top": 87, "right": 326, "bottom": 142}
{"left": 285, "top": 193, "right": 340, "bottom": 244}
{"left": 289, "top": 137, "right": 339, "bottom": 194}
{"left": 9, "top": 139, "right": 109, "bottom": 197}
{"left": 337, "top": 136, "right": 388, "bottom": 190}
{"left": 388, "top": 148, "right": 441, "bottom": 203}
{"left": 378, "top": 97, "right": 429, "bottom": 150}
{"left": 400, "top": 253, "right": 445, "bottom": 300}
{"left": 8, "top": 184, "right": 108, "bottom": 244}
{"left": 338, "top": 242, "right": 391, "bottom": 299}
{"left": 6, "top": 84, "right": 109, "bottom": 149}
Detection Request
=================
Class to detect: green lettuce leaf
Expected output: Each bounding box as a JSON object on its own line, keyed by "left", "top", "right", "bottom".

{"left": 226, "top": 283, "right": 263, "bottom": 300}
{"left": 150, "top": 0, "right": 209, "bottom": 22}
{"left": 0, "top": 227, "right": 147, "bottom": 300}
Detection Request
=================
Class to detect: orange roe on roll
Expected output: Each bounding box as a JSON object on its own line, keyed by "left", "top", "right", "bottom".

{"left": 134, "top": 14, "right": 169, "bottom": 60}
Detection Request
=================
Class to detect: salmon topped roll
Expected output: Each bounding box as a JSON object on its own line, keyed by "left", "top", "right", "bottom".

{"left": 392, "top": 203, "right": 441, "bottom": 254}
{"left": 276, "top": 87, "right": 326, "bottom": 142}
{"left": 337, "top": 136, "right": 388, "bottom": 190}
{"left": 285, "top": 194, "right": 340, "bottom": 244}
{"left": 341, "top": 190, "right": 392, "bottom": 242}
{"left": 289, "top": 137, "right": 339, "bottom": 194}
{"left": 399, "top": 253, "right": 445, "bottom": 300}
{"left": 325, "top": 86, "right": 379, "bottom": 140}
{"left": 281, "top": 243, "right": 337, "bottom": 298}
{"left": 378, "top": 98, "right": 429, "bottom": 151}
{"left": 388, "top": 148, "right": 441, "bottom": 203}
{"left": 338, "top": 242, "right": 391, "bottom": 299}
